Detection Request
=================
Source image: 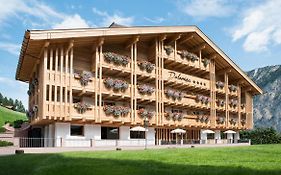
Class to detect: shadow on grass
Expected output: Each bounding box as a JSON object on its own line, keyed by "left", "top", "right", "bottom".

{"left": 0, "top": 153, "right": 280, "bottom": 175}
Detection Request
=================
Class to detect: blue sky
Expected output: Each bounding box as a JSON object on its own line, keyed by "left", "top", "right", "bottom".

{"left": 0, "top": 0, "right": 281, "bottom": 107}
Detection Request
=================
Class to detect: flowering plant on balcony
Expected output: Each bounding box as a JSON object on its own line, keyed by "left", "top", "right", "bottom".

{"left": 138, "top": 108, "right": 154, "bottom": 119}
{"left": 196, "top": 95, "right": 211, "bottom": 105}
{"left": 27, "top": 78, "right": 39, "bottom": 96}
{"left": 103, "top": 52, "right": 130, "bottom": 66}
{"left": 202, "top": 58, "right": 210, "bottom": 67}
{"left": 197, "top": 115, "right": 209, "bottom": 123}
{"left": 216, "top": 117, "right": 225, "bottom": 124}
{"left": 216, "top": 81, "right": 224, "bottom": 89}
{"left": 241, "top": 119, "right": 246, "bottom": 126}
{"left": 165, "top": 89, "right": 184, "bottom": 100}
{"left": 164, "top": 45, "right": 174, "bottom": 55}
{"left": 241, "top": 104, "right": 245, "bottom": 109}
{"left": 103, "top": 105, "right": 131, "bottom": 117}
{"left": 138, "top": 84, "right": 155, "bottom": 95}
{"left": 104, "top": 77, "right": 129, "bottom": 91}
{"left": 166, "top": 112, "right": 183, "bottom": 121}
{"left": 178, "top": 50, "right": 199, "bottom": 62}
{"left": 138, "top": 61, "right": 155, "bottom": 73}
{"left": 217, "top": 99, "right": 225, "bottom": 107}
{"left": 26, "top": 105, "right": 38, "bottom": 119}
{"left": 74, "top": 71, "right": 93, "bottom": 86}
{"left": 229, "top": 118, "right": 237, "bottom": 125}
{"left": 229, "top": 99, "right": 238, "bottom": 108}
{"left": 229, "top": 84, "right": 237, "bottom": 92}
{"left": 74, "top": 102, "right": 91, "bottom": 114}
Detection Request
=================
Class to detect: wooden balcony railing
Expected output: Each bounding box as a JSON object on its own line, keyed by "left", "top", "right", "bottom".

{"left": 162, "top": 52, "right": 210, "bottom": 72}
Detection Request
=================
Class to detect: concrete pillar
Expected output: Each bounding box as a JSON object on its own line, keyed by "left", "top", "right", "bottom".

{"left": 54, "top": 122, "right": 70, "bottom": 147}
{"left": 227, "top": 133, "right": 234, "bottom": 143}
{"left": 120, "top": 126, "right": 130, "bottom": 140}
{"left": 234, "top": 132, "right": 240, "bottom": 143}
{"left": 200, "top": 130, "right": 207, "bottom": 144}
{"left": 215, "top": 130, "right": 221, "bottom": 144}
{"left": 48, "top": 124, "right": 54, "bottom": 147}
{"left": 147, "top": 127, "right": 155, "bottom": 145}
{"left": 44, "top": 125, "right": 49, "bottom": 147}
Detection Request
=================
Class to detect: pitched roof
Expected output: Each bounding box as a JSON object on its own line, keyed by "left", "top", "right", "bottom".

{"left": 15, "top": 25, "right": 262, "bottom": 95}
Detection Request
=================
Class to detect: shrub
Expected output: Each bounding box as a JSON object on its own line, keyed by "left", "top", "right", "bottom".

{"left": 0, "top": 127, "right": 5, "bottom": 133}
{"left": 0, "top": 140, "right": 13, "bottom": 147}
{"left": 240, "top": 127, "right": 281, "bottom": 145}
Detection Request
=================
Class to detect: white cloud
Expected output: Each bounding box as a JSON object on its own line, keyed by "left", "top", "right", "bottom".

{"left": 93, "top": 7, "right": 134, "bottom": 26}
{"left": 0, "top": 77, "right": 28, "bottom": 107}
{"left": 0, "top": 42, "right": 20, "bottom": 55}
{"left": 144, "top": 17, "right": 165, "bottom": 24}
{"left": 231, "top": 0, "right": 281, "bottom": 52}
{"left": 53, "top": 14, "right": 90, "bottom": 29}
{"left": 0, "top": 0, "right": 90, "bottom": 29}
{"left": 179, "top": 0, "right": 236, "bottom": 19}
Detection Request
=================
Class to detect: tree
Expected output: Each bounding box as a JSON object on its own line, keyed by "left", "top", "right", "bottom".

{"left": 240, "top": 127, "right": 281, "bottom": 145}
{"left": 0, "top": 93, "right": 3, "bottom": 105}
{"left": 17, "top": 101, "right": 26, "bottom": 113}
{"left": 2, "top": 97, "right": 8, "bottom": 106}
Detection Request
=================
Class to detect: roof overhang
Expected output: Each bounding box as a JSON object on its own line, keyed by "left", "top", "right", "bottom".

{"left": 15, "top": 25, "right": 262, "bottom": 95}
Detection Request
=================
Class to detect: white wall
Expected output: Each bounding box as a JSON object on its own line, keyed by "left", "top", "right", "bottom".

{"left": 120, "top": 126, "right": 130, "bottom": 140}
{"left": 84, "top": 124, "right": 101, "bottom": 140}
{"left": 54, "top": 122, "right": 70, "bottom": 147}
{"left": 200, "top": 129, "right": 207, "bottom": 141}
{"left": 214, "top": 130, "right": 221, "bottom": 140}
{"left": 147, "top": 127, "right": 155, "bottom": 141}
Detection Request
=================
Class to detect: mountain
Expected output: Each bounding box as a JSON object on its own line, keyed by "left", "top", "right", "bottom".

{"left": 0, "top": 106, "right": 27, "bottom": 128}
{"left": 247, "top": 65, "right": 281, "bottom": 132}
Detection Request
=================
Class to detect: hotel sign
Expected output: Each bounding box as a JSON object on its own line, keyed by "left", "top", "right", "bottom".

{"left": 168, "top": 71, "right": 191, "bottom": 83}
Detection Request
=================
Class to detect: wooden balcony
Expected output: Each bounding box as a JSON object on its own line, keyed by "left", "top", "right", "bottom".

{"left": 216, "top": 103, "right": 226, "bottom": 111}
{"left": 45, "top": 101, "right": 70, "bottom": 120}
{"left": 101, "top": 56, "right": 131, "bottom": 73}
{"left": 135, "top": 86, "right": 156, "bottom": 101}
{"left": 163, "top": 95, "right": 211, "bottom": 109}
{"left": 216, "top": 87, "right": 226, "bottom": 94}
{"left": 134, "top": 111, "right": 157, "bottom": 126}
{"left": 162, "top": 52, "right": 210, "bottom": 72}
{"left": 99, "top": 106, "right": 132, "bottom": 124}
{"left": 228, "top": 105, "right": 238, "bottom": 113}
{"left": 228, "top": 89, "right": 238, "bottom": 97}
{"left": 163, "top": 69, "right": 210, "bottom": 91}
{"left": 135, "top": 64, "right": 156, "bottom": 78}
{"left": 101, "top": 81, "right": 132, "bottom": 98}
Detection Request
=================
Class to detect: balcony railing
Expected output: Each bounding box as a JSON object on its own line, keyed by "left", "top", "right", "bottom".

{"left": 162, "top": 51, "right": 210, "bottom": 72}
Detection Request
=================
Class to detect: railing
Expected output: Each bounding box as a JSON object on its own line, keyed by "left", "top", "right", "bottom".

{"left": 162, "top": 52, "right": 210, "bottom": 72}
{"left": 160, "top": 139, "right": 250, "bottom": 145}
{"left": 163, "top": 95, "right": 211, "bottom": 109}
{"left": 19, "top": 138, "right": 155, "bottom": 148}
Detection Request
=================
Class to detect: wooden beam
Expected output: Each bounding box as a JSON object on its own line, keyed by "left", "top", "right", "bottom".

{"left": 217, "top": 67, "right": 232, "bottom": 76}
{"left": 166, "top": 34, "right": 181, "bottom": 45}
{"left": 159, "top": 34, "right": 167, "bottom": 41}
{"left": 125, "top": 36, "right": 139, "bottom": 49}
{"left": 39, "top": 41, "right": 50, "bottom": 58}
{"left": 178, "top": 34, "right": 194, "bottom": 45}
{"left": 191, "top": 43, "right": 206, "bottom": 53}
{"left": 65, "top": 40, "right": 74, "bottom": 53}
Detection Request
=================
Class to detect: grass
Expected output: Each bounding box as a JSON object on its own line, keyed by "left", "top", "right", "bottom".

{"left": 0, "top": 140, "right": 13, "bottom": 147}
{"left": 0, "top": 106, "right": 27, "bottom": 128}
{"left": 1, "top": 145, "right": 281, "bottom": 175}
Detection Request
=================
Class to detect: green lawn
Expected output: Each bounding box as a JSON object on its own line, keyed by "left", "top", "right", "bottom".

{"left": 1, "top": 145, "right": 281, "bottom": 175}
{"left": 0, "top": 106, "right": 27, "bottom": 127}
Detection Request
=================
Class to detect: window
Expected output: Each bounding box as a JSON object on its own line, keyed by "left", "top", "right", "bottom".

{"left": 130, "top": 131, "right": 145, "bottom": 139}
{"left": 70, "top": 125, "right": 84, "bottom": 136}
{"left": 101, "top": 127, "right": 119, "bottom": 139}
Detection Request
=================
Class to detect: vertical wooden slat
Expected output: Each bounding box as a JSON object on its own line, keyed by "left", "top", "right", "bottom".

{"left": 130, "top": 44, "right": 134, "bottom": 123}
{"left": 99, "top": 45, "right": 102, "bottom": 123}
{"left": 64, "top": 49, "right": 68, "bottom": 119}
{"left": 95, "top": 47, "right": 98, "bottom": 122}
{"left": 54, "top": 48, "right": 58, "bottom": 119}
{"left": 60, "top": 47, "right": 63, "bottom": 119}
{"left": 69, "top": 47, "right": 73, "bottom": 120}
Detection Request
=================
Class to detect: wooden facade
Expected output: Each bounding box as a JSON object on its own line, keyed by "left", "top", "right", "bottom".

{"left": 16, "top": 25, "right": 262, "bottom": 143}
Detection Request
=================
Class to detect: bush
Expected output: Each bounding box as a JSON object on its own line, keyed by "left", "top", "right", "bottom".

{"left": 0, "top": 127, "right": 5, "bottom": 133}
{"left": 240, "top": 127, "right": 281, "bottom": 145}
{"left": 0, "top": 140, "right": 13, "bottom": 147}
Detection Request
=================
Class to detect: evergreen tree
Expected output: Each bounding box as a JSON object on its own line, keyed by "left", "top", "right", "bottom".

{"left": 14, "top": 99, "right": 19, "bottom": 111}
{"left": 18, "top": 101, "right": 26, "bottom": 113}
{"left": 0, "top": 93, "right": 3, "bottom": 105}
{"left": 2, "top": 97, "right": 8, "bottom": 106}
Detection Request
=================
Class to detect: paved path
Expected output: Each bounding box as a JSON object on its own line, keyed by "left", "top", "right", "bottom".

{"left": 0, "top": 143, "right": 250, "bottom": 155}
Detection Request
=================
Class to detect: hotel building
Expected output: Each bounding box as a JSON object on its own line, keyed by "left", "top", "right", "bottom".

{"left": 16, "top": 24, "right": 262, "bottom": 147}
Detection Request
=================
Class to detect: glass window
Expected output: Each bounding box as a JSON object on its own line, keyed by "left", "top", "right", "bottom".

{"left": 70, "top": 125, "right": 84, "bottom": 136}
{"left": 130, "top": 131, "right": 145, "bottom": 139}
{"left": 101, "top": 127, "right": 119, "bottom": 139}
